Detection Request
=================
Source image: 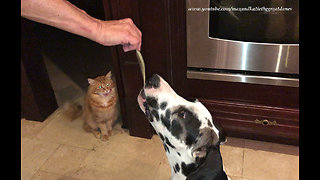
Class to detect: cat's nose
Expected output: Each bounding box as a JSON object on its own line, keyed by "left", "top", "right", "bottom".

{"left": 145, "top": 74, "right": 160, "bottom": 89}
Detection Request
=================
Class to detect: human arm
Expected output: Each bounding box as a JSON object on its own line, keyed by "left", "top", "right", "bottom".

{"left": 21, "top": 0, "right": 141, "bottom": 51}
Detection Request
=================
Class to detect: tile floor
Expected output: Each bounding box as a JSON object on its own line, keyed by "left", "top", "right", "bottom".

{"left": 21, "top": 110, "right": 299, "bottom": 180}
{"left": 21, "top": 55, "right": 299, "bottom": 180}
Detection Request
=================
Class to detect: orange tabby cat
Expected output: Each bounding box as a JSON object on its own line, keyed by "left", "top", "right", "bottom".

{"left": 82, "top": 71, "right": 119, "bottom": 141}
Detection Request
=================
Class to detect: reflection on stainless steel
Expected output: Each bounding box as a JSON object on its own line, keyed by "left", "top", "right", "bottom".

{"left": 186, "top": 0, "right": 299, "bottom": 87}
{"left": 187, "top": 70, "right": 299, "bottom": 87}
{"left": 275, "top": 45, "right": 283, "bottom": 73}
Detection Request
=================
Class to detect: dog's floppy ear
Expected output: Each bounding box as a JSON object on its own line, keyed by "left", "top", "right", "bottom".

{"left": 187, "top": 146, "right": 228, "bottom": 180}
{"left": 191, "top": 126, "right": 227, "bottom": 160}
{"left": 212, "top": 118, "right": 227, "bottom": 145}
{"left": 218, "top": 126, "right": 227, "bottom": 145}
{"left": 191, "top": 128, "right": 217, "bottom": 159}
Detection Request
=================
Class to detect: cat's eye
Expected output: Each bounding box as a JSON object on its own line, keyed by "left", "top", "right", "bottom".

{"left": 106, "top": 83, "right": 110, "bottom": 87}
{"left": 98, "top": 86, "right": 102, "bottom": 88}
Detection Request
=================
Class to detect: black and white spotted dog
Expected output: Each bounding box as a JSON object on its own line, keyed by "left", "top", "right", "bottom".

{"left": 137, "top": 74, "right": 230, "bottom": 180}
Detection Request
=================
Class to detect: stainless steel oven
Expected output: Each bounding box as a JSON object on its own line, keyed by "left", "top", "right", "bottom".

{"left": 186, "top": 0, "right": 299, "bottom": 87}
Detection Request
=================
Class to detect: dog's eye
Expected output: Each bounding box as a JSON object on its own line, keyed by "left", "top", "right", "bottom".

{"left": 178, "top": 110, "right": 186, "bottom": 119}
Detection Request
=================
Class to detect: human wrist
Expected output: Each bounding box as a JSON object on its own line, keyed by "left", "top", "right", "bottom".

{"left": 87, "top": 18, "right": 104, "bottom": 45}
{"left": 74, "top": 11, "right": 103, "bottom": 44}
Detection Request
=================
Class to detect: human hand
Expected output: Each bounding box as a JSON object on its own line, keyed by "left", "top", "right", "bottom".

{"left": 94, "top": 18, "right": 142, "bottom": 52}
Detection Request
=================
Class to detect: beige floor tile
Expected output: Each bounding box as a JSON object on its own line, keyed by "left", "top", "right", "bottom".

{"left": 21, "top": 119, "right": 47, "bottom": 139}
{"left": 72, "top": 134, "right": 166, "bottom": 180}
{"left": 30, "top": 170, "right": 76, "bottom": 180}
{"left": 242, "top": 140, "right": 299, "bottom": 180}
{"left": 35, "top": 108, "right": 105, "bottom": 150}
{"left": 245, "top": 139, "right": 299, "bottom": 156}
{"left": 21, "top": 107, "right": 60, "bottom": 139}
{"left": 21, "top": 138, "right": 60, "bottom": 180}
{"left": 224, "top": 137, "right": 246, "bottom": 148}
{"left": 153, "top": 155, "right": 171, "bottom": 180}
{"left": 40, "top": 145, "right": 92, "bottom": 176}
{"left": 229, "top": 176, "right": 252, "bottom": 180}
{"left": 220, "top": 145, "right": 244, "bottom": 177}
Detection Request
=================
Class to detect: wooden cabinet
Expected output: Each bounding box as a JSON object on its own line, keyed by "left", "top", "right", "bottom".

{"left": 102, "top": 0, "right": 299, "bottom": 145}
{"left": 200, "top": 99, "right": 299, "bottom": 145}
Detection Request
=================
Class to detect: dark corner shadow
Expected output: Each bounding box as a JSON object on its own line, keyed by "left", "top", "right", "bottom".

{"left": 34, "top": 24, "right": 114, "bottom": 91}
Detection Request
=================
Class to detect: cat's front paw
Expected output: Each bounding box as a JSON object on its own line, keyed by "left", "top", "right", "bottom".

{"left": 92, "top": 130, "right": 101, "bottom": 139}
{"left": 107, "top": 130, "right": 113, "bottom": 136}
{"left": 101, "top": 135, "right": 109, "bottom": 141}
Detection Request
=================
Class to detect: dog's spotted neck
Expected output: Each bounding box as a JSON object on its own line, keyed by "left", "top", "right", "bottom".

{"left": 156, "top": 130, "right": 206, "bottom": 179}
{"left": 167, "top": 150, "right": 195, "bottom": 179}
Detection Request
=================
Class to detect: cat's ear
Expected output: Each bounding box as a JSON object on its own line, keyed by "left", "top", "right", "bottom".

{"left": 105, "top": 71, "right": 112, "bottom": 79}
{"left": 88, "top": 78, "right": 95, "bottom": 85}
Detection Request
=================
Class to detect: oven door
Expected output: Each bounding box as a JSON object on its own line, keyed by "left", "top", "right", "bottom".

{"left": 186, "top": 0, "right": 299, "bottom": 87}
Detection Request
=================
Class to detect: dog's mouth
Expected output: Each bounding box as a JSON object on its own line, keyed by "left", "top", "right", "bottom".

{"left": 138, "top": 89, "right": 154, "bottom": 121}
{"left": 137, "top": 88, "right": 147, "bottom": 111}
{"left": 140, "top": 88, "right": 146, "bottom": 99}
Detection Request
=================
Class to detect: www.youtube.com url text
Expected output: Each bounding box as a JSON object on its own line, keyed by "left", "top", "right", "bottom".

{"left": 188, "top": 6, "right": 292, "bottom": 12}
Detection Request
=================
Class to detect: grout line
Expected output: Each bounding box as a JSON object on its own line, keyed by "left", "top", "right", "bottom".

{"left": 38, "top": 144, "right": 62, "bottom": 171}
{"left": 33, "top": 137, "right": 101, "bottom": 151}
{"left": 30, "top": 169, "right": 68, "bottom": 180}
{"left": 241, "top": 140, "right": 246, "bottom": 178}
{"left": 29, "top": 169, "right": 42, "bottom": 180}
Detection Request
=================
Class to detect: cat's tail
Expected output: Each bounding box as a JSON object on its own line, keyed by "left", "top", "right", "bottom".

{"left": 62, "top": 102, "right": 83, "bottom": 121}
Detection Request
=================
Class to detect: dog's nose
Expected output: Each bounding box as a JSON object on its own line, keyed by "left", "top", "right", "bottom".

{"left": 145, "top": 74, "right": 160, "bottom": 89}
